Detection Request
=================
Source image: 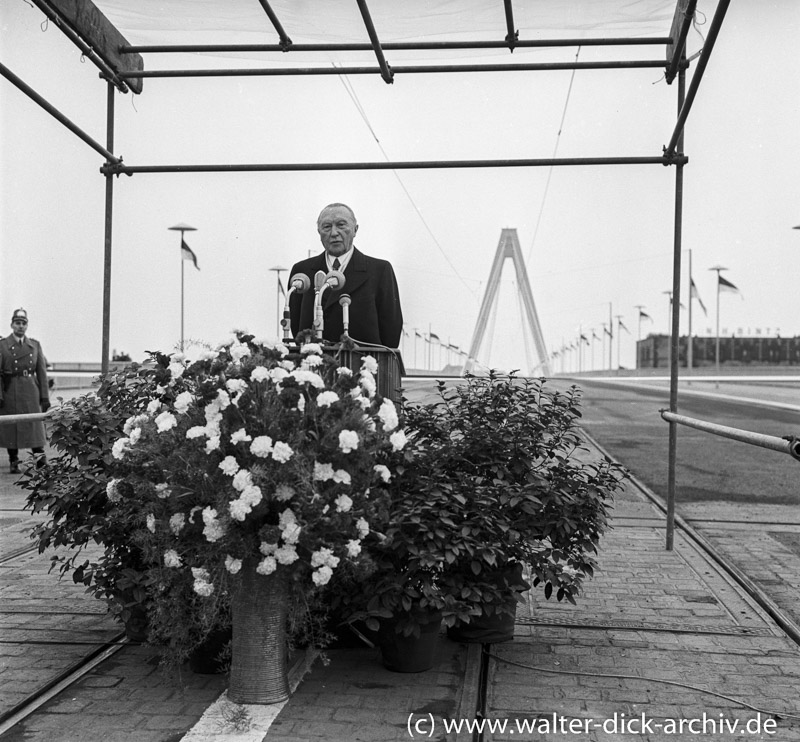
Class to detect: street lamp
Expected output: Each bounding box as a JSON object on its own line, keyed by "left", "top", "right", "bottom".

{"left": 269, "top": 265, "right": 287, "bottom": 338}
{"left": 168, "top": 223, "right": 197, "bottom": 351}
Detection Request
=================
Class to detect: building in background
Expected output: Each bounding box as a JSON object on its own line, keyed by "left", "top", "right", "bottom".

{"left": 637, "top": 335, "right": 800, "bottom": 369}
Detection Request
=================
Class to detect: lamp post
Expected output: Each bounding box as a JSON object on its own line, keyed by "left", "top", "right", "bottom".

{"left": 269, "top": 265, "right": 287, "bottom": 337}
{"left": 168, "top": 223, "right": 197, "bottom": 351}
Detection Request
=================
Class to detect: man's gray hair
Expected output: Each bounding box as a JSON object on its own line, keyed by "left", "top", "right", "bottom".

{"left": 317, "top": 203, "right": 357, "bottom": 225}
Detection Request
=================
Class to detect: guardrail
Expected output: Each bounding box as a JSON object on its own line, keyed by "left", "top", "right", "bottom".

{"left": 660, "top": 409, "right": 800, "bottom": 461}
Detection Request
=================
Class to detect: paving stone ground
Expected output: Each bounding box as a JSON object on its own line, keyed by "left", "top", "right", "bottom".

{"left": 2, "top": 381, "right": 800, "bottom": 741}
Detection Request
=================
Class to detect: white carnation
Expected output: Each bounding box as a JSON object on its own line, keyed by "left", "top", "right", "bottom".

{"left": 174, "top": 391, "right": 193, "bottom": 414}
{"left": 225, "top": 555, "right": 243, "bottom": 574}
{"left": 313, "top": 461, "right": 334, "bottom": 481}
{"left": 232, "top": 469, "right": 253, "bottom": 492}
{"left": 312, "top": 566, "right": 333, "bottom": 586}
{"left": 257, "top": 556, "right": 277, "bottom": 576}
{"left": 373, "top": 464, "right": 391, "bottom": 483}
{"left": 275, "top": 545, "right": 299, "bottom": 565}
{"left": 346, "top": 539, "right": 362, "bottom": 558}
{"left": 111, "top": 437, "right": 130, "bottom": 460}
{"left": 219, "top": 456, "right": 239, "bottom": 476}
{"left": 155, "top": 411, "right": 177, "bottom": 433}
{"left": 272, "top": 441, "right": 294, "bottom": 463}
{"left": 377, "top": 399, "right": 399, "bottom": 432}
{"left": 316, "top": 391, "right": 339, "bottom": 408}
{"left": 389, "top": 430, "right": 408, "bottom": 452}
{"left": 169, "top": 513, "right": 185, "bottom": 535}
{"left": 333, "top": 469, "right": 351, "bottom": 485}
{"left": 231, "top": 427, "right": 252, "bottom": 444}
{"left": 163, "top": 549, "right": 182, "bottom": 568}
{"left": 361, "top": 355, "right": 379, "bottom": 374}
{"left": 356, "top": 517, "right": 370, "bottom": 538}
{"left": 338, "top": 430, "right": 359, "bottom": 454}
{"left": 250, "top": 366, "right": 270, "bottom": 382}
{"left": 335, "top": 494, "right": 353, "bottom": 513}
{"left": 250, "top": 436, "right": 273, "bottom": 457}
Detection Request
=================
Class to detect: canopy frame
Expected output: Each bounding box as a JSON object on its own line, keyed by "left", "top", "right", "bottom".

{"left": 3, "top": 0, "right": 735, "bottom": 551}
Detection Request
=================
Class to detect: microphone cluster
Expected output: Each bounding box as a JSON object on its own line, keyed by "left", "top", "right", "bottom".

{"left": 281, "top": 268, "right": 349, "bottom": 342}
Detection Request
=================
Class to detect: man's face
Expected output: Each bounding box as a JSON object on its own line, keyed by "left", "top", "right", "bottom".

{"left": 317, "top": 206, "right": 358, "bottom": 258}
{"left": 11, "top": 319, "right": 27, "bottom": 338}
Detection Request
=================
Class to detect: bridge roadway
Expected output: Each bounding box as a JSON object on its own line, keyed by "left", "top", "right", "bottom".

{"left": 553, "top": 375, "right": 800, "bottom": 630}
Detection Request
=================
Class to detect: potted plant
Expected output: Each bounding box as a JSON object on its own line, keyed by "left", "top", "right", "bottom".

{"left": 97, "top": 335, "right": 404, "bottom": 703}
{"left": 398, "top": 372, "right": 627, "bottom": 642}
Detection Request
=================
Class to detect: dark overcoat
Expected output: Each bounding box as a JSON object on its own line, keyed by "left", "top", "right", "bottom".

{"left": 0, "top": 334, "right": 49, "bottom": 448}
{"left": 288, "top": 247, "right": 403, "bottom": 348}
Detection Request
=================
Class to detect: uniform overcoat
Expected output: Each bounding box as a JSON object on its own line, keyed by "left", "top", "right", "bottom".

{"left": 0, "top": 334, "right": 49, "bottom": 448}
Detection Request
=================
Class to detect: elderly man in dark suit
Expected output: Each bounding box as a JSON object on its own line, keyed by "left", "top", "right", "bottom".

{"left": 288, "top": 203, "right": 403, "bottom": 348}
{"left": 0, "top": 308, "right": 51, "bottom": 473}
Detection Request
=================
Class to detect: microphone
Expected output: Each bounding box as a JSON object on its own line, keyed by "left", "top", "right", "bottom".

{"left": 338, "top": 293, "right": 351, "bottom": 337}
{"left": 289, "top": 274, "right": 311, "bottom": 293}
{"left": 282, "top": 274, "right": 311, "bottom": 340}
{"left": 313, "top": 270, "right": 347, "bottom": 340}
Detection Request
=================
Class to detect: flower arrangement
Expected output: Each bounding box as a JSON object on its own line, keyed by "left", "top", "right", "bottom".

{"left": 102, "top": 335, "right": 405, "bottom": 671}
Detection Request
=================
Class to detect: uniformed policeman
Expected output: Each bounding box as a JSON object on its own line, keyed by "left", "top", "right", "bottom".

{"left": 0, "top": 309, "right": 51, "bottom": 474}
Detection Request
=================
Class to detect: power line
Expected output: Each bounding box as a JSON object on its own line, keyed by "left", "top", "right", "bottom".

{"left": 526, "top": 47, "right": 581, "bottom": 264}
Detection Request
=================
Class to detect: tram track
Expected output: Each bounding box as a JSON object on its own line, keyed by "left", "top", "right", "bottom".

{"left": 0, "top": 516, "right": 130, "bottom": 735}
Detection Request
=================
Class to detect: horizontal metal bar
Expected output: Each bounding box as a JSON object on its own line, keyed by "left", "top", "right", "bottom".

{"left": 660, "top": 409, "right": 800, "bottom": 461}
{"left": 117, "top": 59, "right": 667, "bottom": 79}
{"left": 102, "top": 155, "right": 687, "bottom": 176}
{"left": 121, "top": 37, "right": 673, "bottom": 54}
{"left": 0, "top": 412, "right": 50, "bottom": 425}
{"left": 0, "top": 62, "right": 121, "bottom": 164}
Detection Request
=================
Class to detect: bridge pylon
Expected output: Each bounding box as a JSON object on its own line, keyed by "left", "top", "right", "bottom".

{"left": 465, "top": 228, "right": 551, "bottom": 376}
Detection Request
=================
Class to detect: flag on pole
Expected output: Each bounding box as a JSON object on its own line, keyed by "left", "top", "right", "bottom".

{"left": 639, "top": 309, "right": 652, "bottom": 322}
{"left": 181, "top": 239, "right": 200, "bottom": 270}
{"left": 603, "top": 325, "right": 612, "bottom": 337}
{"left": 718, "top": 275, "right": 740, "bottom": 294}
{"left": 618, "top": 319, "right": 630, "bottom": 334}
{"left": 690, "top": 278, "right": 707, "bottom": 315}
{"left": 580, "top": 333, "right": 589, "bottom": 344}
{"left": 429, "top": 332, "right": 440, "bottom": 341}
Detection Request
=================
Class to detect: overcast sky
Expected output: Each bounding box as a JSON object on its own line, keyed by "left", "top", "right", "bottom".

{"left": 1, "top": 1, "right": 798, "bottom": 372}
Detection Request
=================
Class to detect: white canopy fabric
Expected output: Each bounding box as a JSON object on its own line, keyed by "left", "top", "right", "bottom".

{"left": 93, "top": 1, "right": 702, "bottom": 66}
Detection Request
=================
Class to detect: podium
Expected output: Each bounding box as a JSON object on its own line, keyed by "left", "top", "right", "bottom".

{"left": 323, "top": 345, "right": 405, "bottom": 403}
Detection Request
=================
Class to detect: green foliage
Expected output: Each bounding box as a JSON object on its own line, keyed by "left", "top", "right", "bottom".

{"left": 20, "top": 369, "right": 151, "bottom": 627}
{"left": 338, "top": 371, "right": 627, "bottom": 636}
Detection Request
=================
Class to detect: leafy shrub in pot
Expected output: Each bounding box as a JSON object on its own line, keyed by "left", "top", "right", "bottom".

{"left": 398, "top": 372, "right": 627, "bottom": 625}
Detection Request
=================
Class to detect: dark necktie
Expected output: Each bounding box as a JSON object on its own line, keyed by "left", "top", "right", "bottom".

{"left": 332, "top": 258, "right": 341, "bottom": 271}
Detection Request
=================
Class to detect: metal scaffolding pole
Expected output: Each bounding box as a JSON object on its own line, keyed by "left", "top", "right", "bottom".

{"left": 117, "top": 59, "right": 668, "bottom": 80}
{"left": 102, "top": 155, "right": 687, "bottom": 176}
{"left": 121, "top": 37, "right": 673, "bottom": 55}
{"left": 101, "top": 82, "right": 116, "bottom": 377}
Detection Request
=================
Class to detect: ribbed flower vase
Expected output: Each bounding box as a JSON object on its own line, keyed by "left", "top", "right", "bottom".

{"left": 228, "top": 560, "right": 289, "bottom": 704}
